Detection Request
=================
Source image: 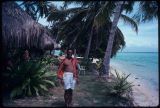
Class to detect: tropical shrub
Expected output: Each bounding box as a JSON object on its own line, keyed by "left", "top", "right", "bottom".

{"left": 108, "top": 70, "right": 133, "bottom": 97}
{"left": 8, "top": 60, "right": 56, "bottom": 99}
{"left": 80, "top": 58, "right": 92, "bottom": 70}
{"left": 41, "top": 55, "right": 59, "bottom": 66}
{"left": 95, "top": 58, "right": 104, "bottom": 76}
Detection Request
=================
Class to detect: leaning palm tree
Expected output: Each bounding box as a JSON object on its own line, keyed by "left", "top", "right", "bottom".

{"left": 103, "top": 1, "right": 125, "bottom": 79}
{"left": 103, "top": 1, "right": 158, "bottom": 79}
{"left": 84, "top": 1, "right": 138, "bottom": 59}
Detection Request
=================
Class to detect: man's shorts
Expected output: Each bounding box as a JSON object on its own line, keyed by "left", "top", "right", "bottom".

{"left": 63, "top": 72, "right": 76, "bottom": 90}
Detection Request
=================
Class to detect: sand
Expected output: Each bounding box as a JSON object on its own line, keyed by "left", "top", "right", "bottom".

{"left": 110, "top": 65, "right": 159, "bottom": 107}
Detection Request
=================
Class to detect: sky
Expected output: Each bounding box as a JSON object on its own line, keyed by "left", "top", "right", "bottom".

{"left": 25, "top": 1, "right": 159, "bottom": 52}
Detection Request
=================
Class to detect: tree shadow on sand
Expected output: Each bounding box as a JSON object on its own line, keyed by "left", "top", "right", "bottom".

{"left": 105, "top": 95, "right": 134, "bottom": 106}
{"left": 51, "top": 100, "right": 66, "bottom": 107}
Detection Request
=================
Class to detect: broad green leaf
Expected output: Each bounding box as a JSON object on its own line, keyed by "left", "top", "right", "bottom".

{"left": 33, "top": 86, "right": 39, "bottom": 96}
{"left": 43, "top": 80, "right": 55, "bottom": 86}
{"left": 39, "top": 84, "right": 48, "bottom": 91}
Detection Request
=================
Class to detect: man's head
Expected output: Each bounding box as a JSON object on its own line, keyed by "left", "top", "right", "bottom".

{"left": 66, "top": 49, "right": 73, "bottom": 59}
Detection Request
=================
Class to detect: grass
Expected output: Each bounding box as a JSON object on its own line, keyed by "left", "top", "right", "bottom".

{"left": 3, "top": 73, "right": 134, "bottom": 107}
{"left": 73, "top": 75, "right": 133, "bottom": 106}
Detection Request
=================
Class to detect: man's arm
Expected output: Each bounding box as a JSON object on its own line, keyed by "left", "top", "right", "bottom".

{"left": 57, "top": 61, "right": 65, "bottom": 85}
{"left": 75, "top": 60, "right": 79, "bottom": 84}
{"left": 57, "top": 59, "right": 65, "bottom": 80}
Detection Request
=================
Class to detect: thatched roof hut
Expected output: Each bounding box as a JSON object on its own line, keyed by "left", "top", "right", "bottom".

{"left": 2, "top": 1, "right": 58, "bottom": 50}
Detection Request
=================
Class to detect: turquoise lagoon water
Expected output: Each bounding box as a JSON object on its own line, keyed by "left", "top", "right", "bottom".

{"left": 110, "top": 52, "right": 159, "bottom": 91}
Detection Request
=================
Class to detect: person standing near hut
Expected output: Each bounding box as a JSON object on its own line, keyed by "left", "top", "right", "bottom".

{"left": 57, "top": 49, "right": 79, "bottom": 107}
{"left": 23, "top": 50, "right": 30, "bottom": 61}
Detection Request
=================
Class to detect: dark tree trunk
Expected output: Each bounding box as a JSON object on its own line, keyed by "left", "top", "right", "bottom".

{"left": 0, "top": 36, "right": 8, "bottom": 94}
{"left": 103, "top": 1, "right": 125, "bottom": 78}
{"left": 84, "top": 27, "right": 94, "bottom": 59}
{"left": 69, "top": 30, "right": 80, "bottom": 48}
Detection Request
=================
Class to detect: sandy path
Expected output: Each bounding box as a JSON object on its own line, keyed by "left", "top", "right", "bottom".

{"left": 3, "top": 75, "right": 133, "bottom": 107}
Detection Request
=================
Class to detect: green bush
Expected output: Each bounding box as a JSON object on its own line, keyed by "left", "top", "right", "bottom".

{"left": 8, "top": 60, "right": 56, "bottom": 99}
{"left": 95, "top": 59, "right": 104, "bottom": 75}
{"left": 95, "top": 59, "right": 102, "bottom": 70}
{"left": 80, "top": 59, "right": 92, "bottom": 70}
{"left": 41, "top": 56, "right": 59, "bottom": 66}
{"left": 108, "top": 70, "right": 133, "bottom": 97}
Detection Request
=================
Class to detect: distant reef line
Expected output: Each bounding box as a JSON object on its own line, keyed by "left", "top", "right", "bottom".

{"left": 117, "top": 52, "right": 158, "bottom": 53}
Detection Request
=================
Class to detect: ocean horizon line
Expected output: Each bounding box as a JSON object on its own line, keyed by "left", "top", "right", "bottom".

{"left": 118, "top": 52, "right": 158, "bottom": 53}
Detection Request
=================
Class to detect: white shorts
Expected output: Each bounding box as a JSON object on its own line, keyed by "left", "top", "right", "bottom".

{"left": 63, "top": 72, "right": 76, "bottom": 90}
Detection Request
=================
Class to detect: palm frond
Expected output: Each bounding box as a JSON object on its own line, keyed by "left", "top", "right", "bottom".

{"left": 123, "top": 73, "right": 131, "bottom": 82}
{"left": 123, "top": 1, "right": 135, "bottom": 14}
{"left": 33, "top": 86, "right": 39, "bottom": 96}
{"left": 57, "top": 10, "right": 87, "bottom": 37}
{"left": 93, "top": 1, "right": 109, "bottom": 29}
{"left": 94, "top": 1, "right": 115, "bottom": 29}
{"left": 132, "top": 1, "right": 158, "bottom": 23}
{"left": 42, "top": 72, "right": 56, "bottom": 78}
{"left": 112, "top": 27, "right": 126, "bottom": 55}
{"left": 120, "top": 14, "right": 138, "bottom": 33}
{"left": 43, "top": 80, "right": 55, "bottom": 86}
{"left": 39, "top": 84, "right": 48, "bottom": 91}
{"left": 27, "top": 85, "right": 32, "bottom": 96}
{"left": 47, "top": 7, "right": 87, "bottom": 22}
{"left": 10, "top": 87, "right": 23, "bottom": 98}
{"left": 69, "top": 13, "right": 94, "bottom": 48}
{"left": 63, "top": 1, "right": 90, "bottom": 8}
{"left": 109, "top": 71, "right": 133, "bottom": 97}
{"left": 8, "top": 59, "right": 57, "bottom": 98}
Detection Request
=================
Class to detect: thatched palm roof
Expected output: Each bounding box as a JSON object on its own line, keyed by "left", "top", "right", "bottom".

{"left": 2, "top": 1, "right": 58, "bottom": 50}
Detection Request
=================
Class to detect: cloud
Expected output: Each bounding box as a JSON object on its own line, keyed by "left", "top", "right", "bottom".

{"left": 118, "top": 18, "right": 158, "bottom": 52}
{"left": 139, "top": 25, "right": 158, "bottom": 31}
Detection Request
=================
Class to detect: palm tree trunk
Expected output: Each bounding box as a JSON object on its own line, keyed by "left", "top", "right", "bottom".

{"left": 0, "top": 37, "right": 5, "bottom": 73}
{"left": 55, "top": 34, "right": 59, "bottom": 42}
{"left": 69, "top": 20, "right": 88, "bottom": 48}
{"left": 103, "top": 1, "right": 124, "bottom": 78}
{"left": 69, "top": 29, "right": 81, "bottom": 48}
{"left": 0, "top": 45, "right": 7, "bottom": 94}
{"left": 84, "top": 27, "right": 93, "bottom": 59}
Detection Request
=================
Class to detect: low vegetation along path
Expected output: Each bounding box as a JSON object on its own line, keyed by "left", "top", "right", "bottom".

{"left": 4, "top": 75, "right": 132, "bottom": 107}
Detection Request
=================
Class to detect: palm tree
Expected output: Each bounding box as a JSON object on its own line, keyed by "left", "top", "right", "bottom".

{"left": 103, "top": 1, "right": 158, "bottom": 79}
{"left": 50, "top": 1, "right": 138, "bottom": 59}
{"left": 133, "top": 1, "right": 158, "bottom": 23}
{"left": 83, "top": 1, "right": 138, "bottom": 59}
{"left": 103, "top": 1, "right": 125, "bottom": 78}
{"left": 84, "top": 26, "right": 94, "bottom": 59}
{"left": 47, "top": 3, "right": 94, "bottom": 49}
{"left": 18, "top": 1, "right": 52, "bottom": 21}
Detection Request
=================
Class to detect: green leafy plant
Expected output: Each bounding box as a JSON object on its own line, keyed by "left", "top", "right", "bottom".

{"left": 94, "top": 59, "right": 106, "bottom": 76}
{"left": 41, "top": 56, "right": 59, "bottom": 66}
{"left": 80, "top": 58, "right": 92, "bottom": 70}
{"left": 108, "top": 70, "right": 133, "bottom": 97}
{"left": 10, "top": 60, "right": 56, "bottom": 99}
{"left": 95, "top": 59, "right": 103, "bottom": 73}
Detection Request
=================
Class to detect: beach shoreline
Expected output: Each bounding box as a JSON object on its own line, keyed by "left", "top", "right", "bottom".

{"left": 110, "top": 65, "right": 159, "bottom": 107}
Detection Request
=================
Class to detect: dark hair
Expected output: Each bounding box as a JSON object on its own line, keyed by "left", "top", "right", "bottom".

{"left": 66, "top": 48, "right": 73, "bottom": 54}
